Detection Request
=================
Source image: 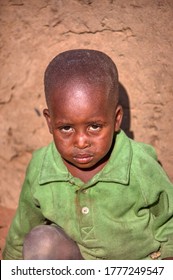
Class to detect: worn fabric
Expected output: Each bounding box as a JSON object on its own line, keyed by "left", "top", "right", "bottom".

{"left": 3, "top": 130, "right": 173, "bottom": 260}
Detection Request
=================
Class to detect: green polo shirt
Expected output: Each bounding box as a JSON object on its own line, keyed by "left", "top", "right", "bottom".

{"left": 3, "top": 130, "right": 173, "bottom": 260}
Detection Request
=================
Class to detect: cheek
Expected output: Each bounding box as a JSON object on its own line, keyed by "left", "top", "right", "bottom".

{"left": 95, "top": 132, "right": 114, "bottom": 152}
{"left": 53, "top": 134, "right": 71, "bottom": 154}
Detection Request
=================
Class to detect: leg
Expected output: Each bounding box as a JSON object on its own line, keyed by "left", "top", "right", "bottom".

{"left": 23, "top": 225, "right": 83, "bottom": 260}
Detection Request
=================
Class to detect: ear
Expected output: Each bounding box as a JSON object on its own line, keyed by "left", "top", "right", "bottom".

{"left": 43, "top": 108, "right": 53, "bottom": 134}
{"left": 114, "top": 105, "right": 123, "bottom": 132}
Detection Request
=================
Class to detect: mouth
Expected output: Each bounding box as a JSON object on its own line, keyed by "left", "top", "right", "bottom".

{"left": 73, "top": 154, "right": 94, "bottom": 164}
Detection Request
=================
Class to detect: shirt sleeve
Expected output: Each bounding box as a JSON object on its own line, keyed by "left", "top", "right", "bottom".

{"left": 135, "top": 143, "right": 173, "bottom": 259}
{"left": 149, "top": 172, "right": 173, "bottom": 259}
{"left": 2, "top": 159, "right": 46, "bottom": 260}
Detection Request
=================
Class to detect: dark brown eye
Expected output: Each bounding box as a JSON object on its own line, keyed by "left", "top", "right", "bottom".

{"left": 88, "top": 124, "right": 102, "bottom": 132}
{"left": 59, "top": 126, "right": 73, "bottom": 133}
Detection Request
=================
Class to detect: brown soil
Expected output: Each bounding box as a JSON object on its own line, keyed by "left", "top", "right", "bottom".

{"left": 0, "top": 0, "right": 173, "bottom": 259}
{"left": 0, "top": 206, "right": 15, "bottom": 259}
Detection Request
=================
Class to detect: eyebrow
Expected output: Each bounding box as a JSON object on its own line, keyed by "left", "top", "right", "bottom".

{"left": 55, "top": 122, "right": 73, "bottom": 127}
{"left": 55, "top": 120, "right": 107, "bottom": 126}
{"left": 86, "top": 120, "right": 107, "bottom": 125}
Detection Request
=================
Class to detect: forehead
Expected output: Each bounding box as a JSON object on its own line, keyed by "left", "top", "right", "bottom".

{"left": 51, "top": 77, "right": 110, "bottom": 105}
{"left": 49, "top": 78, "right": 114, "bottom": 119}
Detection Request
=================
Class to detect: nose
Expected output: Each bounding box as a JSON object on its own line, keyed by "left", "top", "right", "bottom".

{"left": 74, "top": 132, "right": 90, "bottom": 149}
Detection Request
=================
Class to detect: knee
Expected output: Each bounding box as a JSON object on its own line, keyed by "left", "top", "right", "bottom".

{"left": 23, "top": 225, "right": 83, "bottom": 260}
{"left": 23, "top": 225, "right": 56, "bottom": 259}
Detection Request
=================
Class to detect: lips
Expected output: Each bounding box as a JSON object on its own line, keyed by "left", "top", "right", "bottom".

{"left": 73, "top": 153, "right": 94, "bottom": 164}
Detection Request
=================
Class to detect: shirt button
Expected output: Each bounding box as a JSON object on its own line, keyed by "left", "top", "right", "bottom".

{"left": 81, "top": 207, "right": 89, "bottom": 214}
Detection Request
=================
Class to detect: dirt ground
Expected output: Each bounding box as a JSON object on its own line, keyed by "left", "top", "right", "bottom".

{"left": 0, "top": 0, "right": 173, "bottom": 259}
{"left": 0, "top": 206, "right": 15, "bottom": 259}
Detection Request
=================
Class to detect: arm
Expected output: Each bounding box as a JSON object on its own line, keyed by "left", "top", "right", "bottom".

{"left": 142, "top": 159, "right": 173, "bottom": 259}
{"left": 2, "top": 160, "right": 46, "bottom": 260}
{"left": 132, "top": 141, "right": 173, "bottom": 260}
{"left": 150, "top": 174, "right": 173, "bottom": 259}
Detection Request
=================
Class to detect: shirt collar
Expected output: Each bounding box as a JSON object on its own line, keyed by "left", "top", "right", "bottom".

{"left": 39, "top": 142, "right": 70, "bottom": 184}
{"left": 39, "top": 130, "right": 132, "bottom": 185}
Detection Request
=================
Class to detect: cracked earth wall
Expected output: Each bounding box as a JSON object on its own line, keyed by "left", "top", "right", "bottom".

{"left": 0, "top": 0, "right": 173, "bottom": 209}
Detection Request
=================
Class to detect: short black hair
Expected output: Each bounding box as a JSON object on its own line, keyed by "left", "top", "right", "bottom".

{"left": 44, "top": 49, "right": 119, "bottom": 107}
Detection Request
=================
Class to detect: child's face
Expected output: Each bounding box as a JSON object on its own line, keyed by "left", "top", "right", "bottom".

{"left": 44, "top": 80, "right": 122, "bottom": 173}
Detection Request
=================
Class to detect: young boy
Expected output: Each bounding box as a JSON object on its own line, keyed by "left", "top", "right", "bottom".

{"left": 3, "top": 49, "right": 173, "bottom": 260}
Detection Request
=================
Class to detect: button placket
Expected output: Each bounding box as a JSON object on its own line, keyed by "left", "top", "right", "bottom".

{"left": 77, "top": 188, "right": 96, "bottom": 241}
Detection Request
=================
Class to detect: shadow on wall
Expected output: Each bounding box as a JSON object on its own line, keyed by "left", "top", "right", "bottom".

{"left": 119, "top": 83, "right": 164, "bottom": 168}
{"left": 119, "top": 82, "right": 134, "bottom": 140}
